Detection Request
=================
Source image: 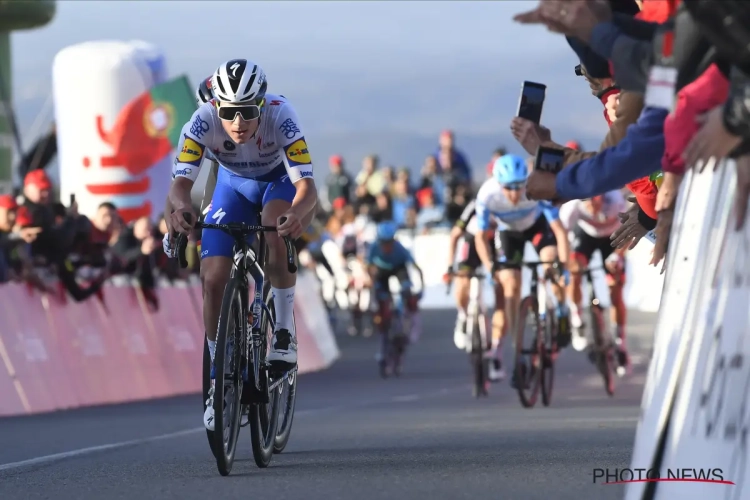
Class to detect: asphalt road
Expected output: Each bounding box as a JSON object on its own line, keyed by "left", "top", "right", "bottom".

{"left": 0, "top": 309, "right": 655, "bottom": 500}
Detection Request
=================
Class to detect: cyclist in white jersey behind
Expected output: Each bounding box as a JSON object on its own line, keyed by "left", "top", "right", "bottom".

{"left": 559, "top": 192, "right": 630, "bottom": 373}
{"left": 473, "top": 154, "right": 571, "bottom": 389}
{"left": 194, "top": 76, "right": 219, "bottom": 215}
{"left": 443, "top": 199, "right": 506, "bottom": 381}
{"left": 165, "top": 59, "right": 318, "bottom": 431}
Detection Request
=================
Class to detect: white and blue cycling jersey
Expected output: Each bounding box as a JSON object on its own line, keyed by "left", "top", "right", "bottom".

{"left": 171, "top": 93, "right": 314, "bottom": 259}
{"left": 474, "top": 178, "right": 559, "bottom": 232}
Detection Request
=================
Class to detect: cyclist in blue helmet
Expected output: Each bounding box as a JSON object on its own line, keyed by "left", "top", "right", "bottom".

{"left": 366, "top": 220, "right": 425, "bottom": 371}
{"left": 472, "top": 154, "right": 571, "bottom": 389}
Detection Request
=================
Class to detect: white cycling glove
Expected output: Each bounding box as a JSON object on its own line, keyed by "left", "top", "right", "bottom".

{"left": 162, "top": 232, "right": 177, "bottom": 258}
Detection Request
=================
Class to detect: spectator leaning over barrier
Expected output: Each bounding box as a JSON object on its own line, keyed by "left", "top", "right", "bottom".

{"left": 325, "top": 155, "right": 353, "bottom": 207}
{"left": 111, "top": 216, "right": 160, "bottom": 307}
{"left": 515, "top": 0, "right": 669, "bottom": 213}
{"left": 356, "top": 154, "right": 387, "bottom": 197}
{"left": 415, "top": 187, "right": 446, "bottom": 233}
{"left": 433, "top": 129, "right": 472, "bottom": 183}
{"left": 391, "top": 177, "right": 416, "bottom": 228}
{"left": 0, "top": 194, "right": 24, "bottom": 282}
{"left": 371, "top": 190, "right": 393, "bottom": 223}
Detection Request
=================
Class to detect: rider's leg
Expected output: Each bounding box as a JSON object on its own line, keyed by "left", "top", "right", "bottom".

{"left": 199, "top": 171, "right": 259, "bottom": 430}
{"left": 394, "top": 266, "right": 420, "bottom": 342}
{"left": 498, "top": 268, "right": 522, "bottom": 341}
{"left": 453, "top": 272, "right": 470, "bottom": 347}
{"left": 491, "top": 280, "right": 506, "bottom": 351}
{"left": 567, "top": 253, "right": 587, "bottom": 329}
{"left": 200, "top": 170, "right": 258, "bottom": 360}
{"left": 260, "top": 176, "right": 315, "bottom": 367}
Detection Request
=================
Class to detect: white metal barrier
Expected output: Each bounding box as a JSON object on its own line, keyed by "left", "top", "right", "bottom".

{"left": 626, "top": 159, "right": 748, "bottom": 499}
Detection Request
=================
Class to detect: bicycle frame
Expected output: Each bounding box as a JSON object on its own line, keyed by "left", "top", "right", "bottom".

{"left": 175, "top": 214, "right": 297, "bottom": 395}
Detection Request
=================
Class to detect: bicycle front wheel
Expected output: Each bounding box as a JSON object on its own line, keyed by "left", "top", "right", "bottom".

{"left": 212, "top": 276, "right": 246, "bottom": 476}
{"left": 249, "top": 283, "right": 281, "bottom": 468}
{"left": 202, "top": 337, "right": 218, "bottom": 459}
{"left": 274, "top": 302, "right": 298, "bottom": 454}
{"left": 541, "top": 308, "right": 556, "bottom": 407}
{"left": 590, "top": 304, "right": 615, "bottom": 397}
{"left": 514, "top": 295, "right": 544, "bottom": 408}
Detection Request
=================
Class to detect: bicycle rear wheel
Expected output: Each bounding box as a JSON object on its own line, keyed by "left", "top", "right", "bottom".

{"left": 391, "top": 313, "right": 409, "bottom": 378}
{"left": 249, "top": 285, "right": 281, "bottom": 468}
{"left": 212, "top": 276, "right": 246, "bottom": 476}
{"left": 274, "top": 303, "right": 298, "bottom": 454}
{"left": 514, "top": 296, "right": 544, "bottom": 408}
{"left": 541, "top": 308, "right": 557, "bottom": 407}
{"left": 590, "top": 304, "right": 615, "bottom": 397}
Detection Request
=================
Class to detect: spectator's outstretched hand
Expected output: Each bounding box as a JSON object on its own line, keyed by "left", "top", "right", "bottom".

{"left": 684, "top": 107, "right": 743, "bottom": 171}
{"left": 514, "top": 0, "right": 612, "bottom": 43}
{"left": 610, "top": 197, "right": 647, "bottom": 250}
{"left": 525, "top": 170, "right": 558, "bottom": 201}
{"left": 511, "top": 117, "right": 551, "bottom": 156}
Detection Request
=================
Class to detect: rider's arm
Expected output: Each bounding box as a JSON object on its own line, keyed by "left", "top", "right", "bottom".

{"left": 277, "top": 103, "right": 318, "bottom": 220}
{"left": 543, "top": 204, "right": 569, "bottom": 266}
{"left": 472, "top": 190, "right": 495, "bottom": 271}
{"left": 447, "top": 201, "right": 475, "bottom": 268}
{"left": 169, "top": 107, "right": 215, "bottom": 217}
{"left": 404, "top": 247, "right": 424, "bottom": 291}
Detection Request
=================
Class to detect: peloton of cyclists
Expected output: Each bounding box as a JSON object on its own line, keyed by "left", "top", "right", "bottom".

{"left": 164, "top": 59, "right": 318, "bottom": 431}
{"left": 559, "top": 192, "right": 630, "bottom": 374}
{"left": 366, "top": 221, "right": 424, "bottom": 369}
{"left": 473, "top": 154, "right": 571, "bottom": 389}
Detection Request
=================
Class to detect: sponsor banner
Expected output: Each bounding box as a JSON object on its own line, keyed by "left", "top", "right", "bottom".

{"left": 0, "top": 271, "right": 339, "bottom": 416}
{"left": 626, "top": 161, "right": 749, "bottom": 499}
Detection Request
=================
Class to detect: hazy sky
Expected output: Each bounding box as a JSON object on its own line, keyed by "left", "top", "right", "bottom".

{"left": 10, "top": 1, "right": 608, "bottom": 174}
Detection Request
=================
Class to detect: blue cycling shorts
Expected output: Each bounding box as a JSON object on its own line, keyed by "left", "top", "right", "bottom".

{"left": 201, "top": 167, "right": 296, "bottom": 259}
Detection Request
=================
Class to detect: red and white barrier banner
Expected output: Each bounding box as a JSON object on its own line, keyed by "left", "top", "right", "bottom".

{"left": 0, "top": 270, "right": 338, "bottom": 417}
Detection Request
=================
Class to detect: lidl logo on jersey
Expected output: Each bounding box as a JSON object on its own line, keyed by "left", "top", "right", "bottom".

{"left": 284, "top": 138, "right": 311, "bottom": 166}
{"left": 177, "top": 136, "right": 205, "bottom": 166}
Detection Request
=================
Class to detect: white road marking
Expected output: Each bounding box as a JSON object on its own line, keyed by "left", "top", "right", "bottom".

{"left": 0, "top": 385, "right": 467, "bottom": 472}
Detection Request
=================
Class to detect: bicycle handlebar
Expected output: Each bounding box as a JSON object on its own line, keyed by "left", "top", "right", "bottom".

{"left": 174, "top": 213, "right": 297, "bottom": 274}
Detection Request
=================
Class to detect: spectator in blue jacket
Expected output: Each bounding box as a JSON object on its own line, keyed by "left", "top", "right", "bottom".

{"left": 526, "top": 106, "right": 668, "bottom": 201}
{"left": 433, "top": 130, "right": 471, "bottom": 182}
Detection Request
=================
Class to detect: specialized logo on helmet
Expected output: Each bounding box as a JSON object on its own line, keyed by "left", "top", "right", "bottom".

{"left": 230, "top": 62, "right": 241, "bottom": 77}
{"left": 284, "top": 138, "right": 311, "bottom": 166}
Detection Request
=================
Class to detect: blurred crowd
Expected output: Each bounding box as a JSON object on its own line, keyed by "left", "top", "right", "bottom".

{"left": 321, "top": 129, "right": 515, "bottom": 236}
{"left": 0, "top": 166, "right": 199, "bottom": 308}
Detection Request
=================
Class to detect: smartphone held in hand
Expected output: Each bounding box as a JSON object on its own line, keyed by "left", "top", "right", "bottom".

{"left": 534, "top": 146, "right": 565, "bottom": 174}
{"left": 516, "top": 81, "right": 546, "bottom": 124}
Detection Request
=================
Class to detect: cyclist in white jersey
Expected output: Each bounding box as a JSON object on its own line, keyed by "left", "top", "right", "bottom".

{"left": 474, "top": 155, "right": 571, "bottom": 388}
{"left": 559, "top": 192, "right": 630, "bottom": 372}
{"left": 165, "top": 59, "right": 318, "bottom": 432}
{"left": 195, "top": 76, "right": 219, "bottom": 214}
{"left": 444, "top": 200, "right": 506, "bottom": 380}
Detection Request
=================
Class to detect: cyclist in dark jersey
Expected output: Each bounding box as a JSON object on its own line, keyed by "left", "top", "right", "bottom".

{"left": 443, "top": 200, "right": 505, "bottom": 381}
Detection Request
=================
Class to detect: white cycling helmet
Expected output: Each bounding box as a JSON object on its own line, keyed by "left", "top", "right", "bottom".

{"left": 211, "top": 59, "right": 267, "bottom": 104}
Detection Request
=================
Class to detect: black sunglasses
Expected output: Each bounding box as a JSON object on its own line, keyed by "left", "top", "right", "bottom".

{"left": 502, "top": 181, "right": 524, "bottom": 191}
{"left": 574, "top": 64, "right": 583, "bottom": 76}
{"left": 217, "top": 101, "right": 262, "bottom": 121}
